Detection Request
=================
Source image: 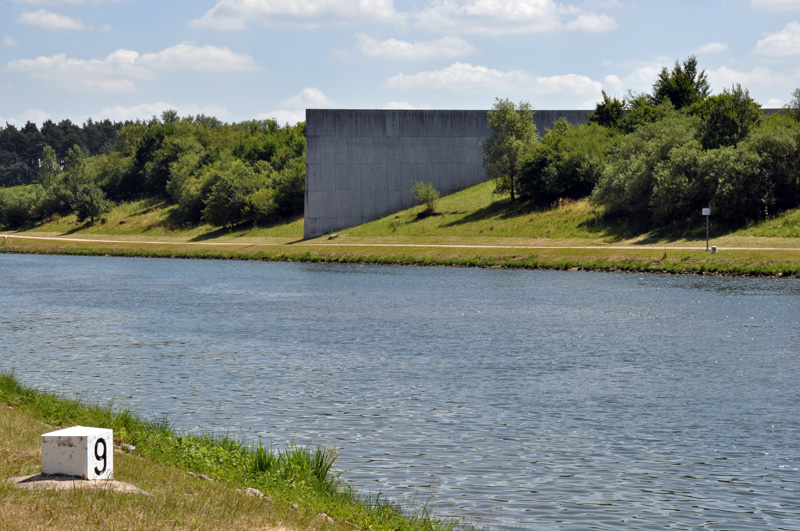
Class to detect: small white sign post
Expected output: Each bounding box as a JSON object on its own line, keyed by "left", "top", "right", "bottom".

{"left": 702, "top": 208, "right": 711, "bottom": 251}
{"left": 41, "top": 426, "right": 113, "bottom": 480}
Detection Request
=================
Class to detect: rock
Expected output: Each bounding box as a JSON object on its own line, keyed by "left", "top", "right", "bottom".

{"left": 117, "top": 443, "right": 135, "bottom": 453}
{"left": 315, "top": 513, "right": 334, "bottom": 523}
{"left": 290, "top": 503, "right": 299, "bottom": 511}
{"left": 241, "top": 487, "right": 264, "bottom": 498}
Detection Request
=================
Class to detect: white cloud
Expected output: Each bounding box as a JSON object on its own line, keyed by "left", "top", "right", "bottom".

{"left": 255, "top": 109, "right": 306, "bottom": 125}
{"left": 191, "top": 0, "right": 401, "bottom": 30}
{"left": 608, "top": 56, "right": 671, "bottom": 93}
{"left": 385, "top": 62, "right": 603, "bottom": 101}
{"left": 7, "top": 50, "right": 151, "bottom": 93}
{"left": 383, "top": 101, "right": 433, "bottom": 109}
{"left": 3, "top": 35, "right": 18, "bottom": 47}
{"left": 415, "top": 0, "right": 617, "bottom": 35}
{"left": 695, "top": 42, "right": 728, "bottom": 54}
{"left": 282, "top": 87, "right": 333, "bottom": 108}
{"left": 750, "top": 0, "right": 800, "bottom": 10}
{"left": 21, "top": 109, "right": 52, "bottom": 124}
{"left": 0, "top": 109, "right": 52, "bottom": 127}
{"left": 709, "top": 65, "right": 783, "bottom": 87}
{"left": 257, "top": 88, "right": 334, "bottom": 125}
{"left": 566, "top": 12, "right": 617, "bottom": 32}
{"left": 139, "top": 43, "right": 261, "bottom": 71}
{"left": 602, "top": 74, "right": 624, "bottom": 95}
{"left": 536, "top": 73, "right": 603, "bottom": 96}
{"left": 354, "top": 33, "right": 475, "bottom": 60}
{"left": 385, "top": 62, "right": 533, "bottom": 92}
{"left": 16, "top": 9, "right": 89, "bottom": 30}
{"left": 98, "top": 102, "right": 230, "bottom": 122}
{"left": 753, "top": 21, "right": 800, "bottom": 56}
{"left": 6, "top": 44, "right": 261, "bottom": 93}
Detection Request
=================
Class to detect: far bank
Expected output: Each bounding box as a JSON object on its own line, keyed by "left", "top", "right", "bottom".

{"left": 2, "top": 181, "right": 800, "bottom": 277}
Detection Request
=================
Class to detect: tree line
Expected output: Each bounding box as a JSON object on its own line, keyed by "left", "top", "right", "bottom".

{"left": 484, "top": 56, "right": 800, "bottom": 228}
{"left": 0, "top": 112, "right": 305, "bottom": 229}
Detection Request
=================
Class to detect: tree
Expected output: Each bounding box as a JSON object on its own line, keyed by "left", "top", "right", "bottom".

{"left": 39, "top": 145, "right": 61, "bottom": 188}
{"left": 63, "top": 144, "right": 89, "bottom": 194}
{"left": 482, "top": 98, "right": 537, "bottom": 201}
{"left": 697, "top": 84, "right": 762, "bottom": 149}
{"left": 73, "top": 183, "right": 111, "bottom": 223}
{"left": 651, "top": 56, "right": 710, "bottom": 110}
{"left": 786, "top": 88, "right": 800, "bottom": 121}
{"left": 590, "top": 91, "right": 626, "bottom": 129}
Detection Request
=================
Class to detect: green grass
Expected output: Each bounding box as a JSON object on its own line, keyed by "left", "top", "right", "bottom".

{"left": 345, "top": 182, "right": 613, "bottom": 241}
{"left": 0, "top": 372, "right": 468, "bottom": 531}
{"left": 3, "top": 181, "right": 800, "bottom": 277}
{"left": 23, "top": 196, "right": 304, "bottom": 241}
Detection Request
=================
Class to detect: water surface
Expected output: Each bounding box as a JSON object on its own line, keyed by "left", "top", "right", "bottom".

{"left": 1, "top": 254, "right": 799, "bottom": 529}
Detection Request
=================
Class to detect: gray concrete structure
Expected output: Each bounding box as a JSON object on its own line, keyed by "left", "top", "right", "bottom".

{"left": 304, "top": 109, "right": 591, "bottom": 239}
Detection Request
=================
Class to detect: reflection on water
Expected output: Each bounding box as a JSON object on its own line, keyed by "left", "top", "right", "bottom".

{"left": 2, "top": 254, "right": 799, "bottom": 529}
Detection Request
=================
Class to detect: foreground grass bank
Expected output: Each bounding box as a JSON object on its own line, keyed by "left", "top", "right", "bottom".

{"left": 2, "top": 182, "right": 800, "bottom": 277}
{"left": 0, "top": 374, "right": 464, "bottom": 531}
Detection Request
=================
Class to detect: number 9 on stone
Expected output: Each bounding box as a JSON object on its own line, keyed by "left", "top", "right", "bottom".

{"left": 94, "top": 438, "right": 107, "bottom": 475}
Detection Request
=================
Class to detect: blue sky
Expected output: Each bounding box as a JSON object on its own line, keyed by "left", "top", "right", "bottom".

{"left": 1, "top": 0, "right": 799, "bottom": 126}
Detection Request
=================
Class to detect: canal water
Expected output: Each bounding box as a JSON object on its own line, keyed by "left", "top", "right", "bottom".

{"left": 1, "top": 253, "right": 799, "bottom": 529}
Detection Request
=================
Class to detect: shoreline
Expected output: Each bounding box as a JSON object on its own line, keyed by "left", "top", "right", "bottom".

{"left": 2, "top": 232, "right": 800, "bottom": 277}
{"left": 0, "top": 373, "right": 465, "bottom": 531}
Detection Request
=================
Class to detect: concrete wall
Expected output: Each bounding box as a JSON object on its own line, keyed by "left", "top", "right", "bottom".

{"left": 304, "top": 109, "right": 591, "bottom": 239}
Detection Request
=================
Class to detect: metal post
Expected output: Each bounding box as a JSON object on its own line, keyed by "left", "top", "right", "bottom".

{"left": 706, "top": 215, "right": 709, "bottom": 251}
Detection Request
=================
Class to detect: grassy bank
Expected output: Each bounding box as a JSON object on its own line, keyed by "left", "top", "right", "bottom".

{"left": 2, "top": 181, "right": 800, "bottom": 276}
{"left": 0, "top": 373, "right": 464, "bottom": 531}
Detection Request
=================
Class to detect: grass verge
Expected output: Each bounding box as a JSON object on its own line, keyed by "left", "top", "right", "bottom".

{"left": 2, "top": 182, "right": 800, "bottom": 277}
{"left": 0, "top": 373, "right": 466, "bottom": 531}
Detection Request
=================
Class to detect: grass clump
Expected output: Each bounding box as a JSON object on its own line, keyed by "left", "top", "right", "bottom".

{"left": 0, "top": 373, "right": 466, "bottom": 531}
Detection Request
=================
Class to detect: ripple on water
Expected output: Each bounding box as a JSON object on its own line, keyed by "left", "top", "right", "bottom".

{"left": 1, "top": 255, "right": 799, "bottom": 529}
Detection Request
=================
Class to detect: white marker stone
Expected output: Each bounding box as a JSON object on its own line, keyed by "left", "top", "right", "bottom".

{"left": 41, "top": 426, "right": 113, "bottom": 480}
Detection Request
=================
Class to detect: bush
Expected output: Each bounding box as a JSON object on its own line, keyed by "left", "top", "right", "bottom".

{"left": 739, "top": 114, "right": 800, "bottom": 211}
{"left": 706, "top": 147, "right": 771, "bottom": 224}
{"left": 0, "top": 185, "right": 42, "bottom": 228}
{"left": 592, "top": 111, "right": 700, "bottom": 224}
{"left": 695, "top": 84, "right": 762, "bottom": 149}
{"left": 412, "top": 181, "right": 440, "bottom": 215}
{"left": 201, "top": 159, "right": 266, "bottom": 227}
{"left": 519, "top": 119, "right": 615, "bottom": 203}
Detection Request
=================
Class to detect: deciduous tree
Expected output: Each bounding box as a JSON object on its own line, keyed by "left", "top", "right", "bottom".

{"left": 651, "top": 56, "right": 710, "bottom": 110}
{"left": 482, "top": 98, "right": 537, "bottom": 201}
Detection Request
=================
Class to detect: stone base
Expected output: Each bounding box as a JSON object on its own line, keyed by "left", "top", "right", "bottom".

{"left": 6, "top": 474, "right": 151, "bottom": 496}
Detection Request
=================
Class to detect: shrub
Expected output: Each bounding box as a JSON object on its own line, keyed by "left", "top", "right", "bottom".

{"left": 696, "top": 84, "right": 762, "bottom": 149}
{"left": 592, "top": 111, "right": 700, "bottom": 225}
{"left": 519, "top": 119, "right": 615, "bottom": 203}
{"left": 0, "top": 185, "right": 42, "bottom": 228}
{"left": 705, "top": 147, "right": 771, "bottom": 224}
{"left": 412, "top": 181, "right": 440, "bottom": 215}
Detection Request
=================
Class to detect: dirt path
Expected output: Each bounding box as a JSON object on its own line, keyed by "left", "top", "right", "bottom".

{"left": 3, "top": 232, "right": 799, "bottom": 252}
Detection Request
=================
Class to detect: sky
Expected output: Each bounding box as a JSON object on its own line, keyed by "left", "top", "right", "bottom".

{"left": 1, "top": 0, "right": 800, "bottom": 127}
